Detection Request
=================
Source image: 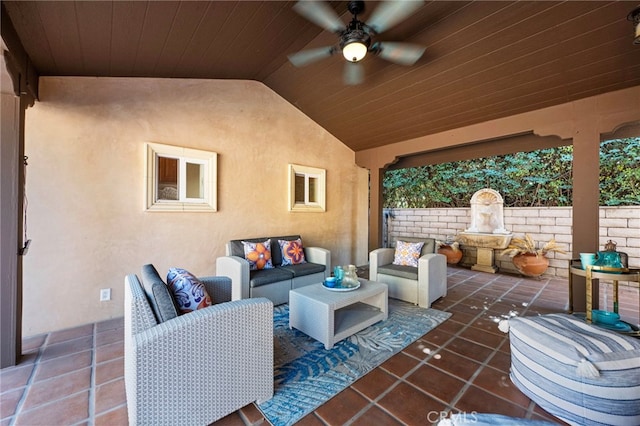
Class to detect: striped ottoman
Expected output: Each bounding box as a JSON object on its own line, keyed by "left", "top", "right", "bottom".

{"left": 509, "top": 314, "right": 640, "bottom": 426}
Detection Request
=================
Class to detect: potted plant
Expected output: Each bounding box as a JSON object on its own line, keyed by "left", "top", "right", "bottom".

{"left": 437, "top": 239, "right": 463, "bottom": 265}
{"left": 501, "top": 234, "right": 566, "bottom": 277}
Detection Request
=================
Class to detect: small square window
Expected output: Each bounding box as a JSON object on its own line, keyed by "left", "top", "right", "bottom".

{"left": 145, "top": 143, "right": 217, "bottom": 212}
{"left": 288, "top": 164, "right": 326, "bottom": 212}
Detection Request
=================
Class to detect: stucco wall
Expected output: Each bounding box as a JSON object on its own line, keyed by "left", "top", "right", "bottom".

{"left": 23, "top": 77, "right": 369, "bottom": 336}
{"left": 385, "top": 206, "right": 640, "bottom": 277}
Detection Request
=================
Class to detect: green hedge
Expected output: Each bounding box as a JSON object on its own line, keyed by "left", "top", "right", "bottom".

{"left": 383, "top": 138, "right": 640, "bottom": 208}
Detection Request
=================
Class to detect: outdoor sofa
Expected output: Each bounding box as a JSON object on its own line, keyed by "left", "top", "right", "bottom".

{"left": 216, "top": 235, "right": 330, "bottom": 305}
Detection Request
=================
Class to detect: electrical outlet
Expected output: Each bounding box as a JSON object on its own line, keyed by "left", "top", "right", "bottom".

{"left": 100, "top": 288, "right": 111, "bottom": 302}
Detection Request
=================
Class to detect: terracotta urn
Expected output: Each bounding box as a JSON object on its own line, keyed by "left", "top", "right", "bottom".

{"left": 512, "top": 253, "right": 549, "bottom": 277}
{"left": 438, "top": 245, "right": 463, "bottom": 264}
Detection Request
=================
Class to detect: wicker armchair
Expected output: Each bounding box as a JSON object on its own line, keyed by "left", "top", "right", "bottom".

{"left": 124, "top": 269, "right": 274, "bottom": 426}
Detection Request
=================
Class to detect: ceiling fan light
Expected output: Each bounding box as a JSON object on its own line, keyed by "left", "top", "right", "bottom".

{"left": 342, "top": 41, "right": 368, "bottom": 62}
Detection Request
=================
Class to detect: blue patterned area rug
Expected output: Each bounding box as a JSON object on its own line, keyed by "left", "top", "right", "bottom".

{"left": 257, "top": 299, "right": 452, "bottom": 426}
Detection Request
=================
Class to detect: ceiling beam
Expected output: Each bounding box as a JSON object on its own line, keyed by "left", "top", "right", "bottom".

{"left": 388, "top": 132, "right": 569, "bottom": 170}
{"left": 1, "top": 2, "right": 39, "bottom": 103}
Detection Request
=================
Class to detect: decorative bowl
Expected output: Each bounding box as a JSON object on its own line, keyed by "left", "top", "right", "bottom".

{"left": 592, "top": 309, "right": 620, "bottom": 325}
{"left": 324, "top": 277, "right": 336, "bottom": 288}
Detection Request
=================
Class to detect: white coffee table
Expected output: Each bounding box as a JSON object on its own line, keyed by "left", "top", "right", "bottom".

{"left": 289, "top": 279, "right": 388, "bottom": 349}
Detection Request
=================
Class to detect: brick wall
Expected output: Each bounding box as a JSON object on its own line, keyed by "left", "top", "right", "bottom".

{"left": 383, "top": 206, "right": 640, "bottom": 278}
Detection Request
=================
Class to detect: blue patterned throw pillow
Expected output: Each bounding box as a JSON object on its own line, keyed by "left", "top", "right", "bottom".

{"left": 166, "top": 267, "right": 212, "bottom": 314}
{"left": 392, "top": 240, "right": 424, "bottom": 267}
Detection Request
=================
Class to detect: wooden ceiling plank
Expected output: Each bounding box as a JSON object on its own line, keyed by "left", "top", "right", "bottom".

{"left": 133, "top": 1, "right": 181, "bottom": 76}
{"left": 33, "top": 1, "right": 83, "bottom": 75}
{"left": 342, "top": 71, "right": 604, "bottom": 148}
{"left": 355, "top": 18, "right": 630, "bottom": 122}
{"left": 338, "top": 51, "right": 634, "bottom": 145}
{"left": 355, "top": 71, "right": 640, "bottom": 150}
{"left": 2, "top": 1, "right": 56, "bottom": 74}
{"left": 282, "top": 1, "right": 520, "bottom": 118}
{"left": 348, "top": 67, "right": 640, "bottom": 150}
{"left": 316, "top": 2, "right": 629, "bottom": 136}
{"left": 170, "top": 1, "right": 239, "bottom": 78}
{"left": 316, "top": 1, "right": 608, "bottom": 124}
{"left": 262, "top": 2, "right": 357, "bottom": 89}
{"left": 255, "top": 2, "right": 347, "bottom": 81}
{"left": 567, "top": 64, "right": 640, "bottom": 97}
{"left": 567, "top": 52, "right": 638, "bottom": 84}
{"left": 154, "top": 1, "right": 212, "bottom": 77}
{"left": 568, "top": 76, "right": 640, "bottom": 100}
{"left": 201, "top": 1, "right": 268, "bottom": 78}
{"left": 308, "top": 1, "right": 560, "bottom": 120}
{"left": 436, "top": 77, "right": 640, "bottom": 132}
{"left": 257, "top": 18, "right": 332, "bottom": 81}
{"left": 348, "top": 88, "right": 564, "bottom": 150}
{"left": 196, "top": 2, "right": 274, "bottom": 78}
{"left": 75, "top": 1, "right": 113, "bottom": 76}
{"left": 110, "top": 1, "right": 148, "bottom": 76}
{"left": 334, "top": 29, "right": 632, "bottom": 141}
{"left": 225, "top": 2, "right": 301, "bottom": 79}
{"left": 287, "top": 0, "right": 625, "bottom": 120}
{"left": 348, "top": 1, "right": 624, "bottom": 126}
{"left": 3, "top": 1, "right": 638, "bottom": 152}
{"left": 339, "top": 49, "right": 637, "bottom": 145}
{"left": 377, "top": 0, "right": 474, "bottom": 42}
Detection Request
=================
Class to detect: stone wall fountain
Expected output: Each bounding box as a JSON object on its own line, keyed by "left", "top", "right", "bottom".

{"left": 456, "top": 188, "right": 512, "bottom": 273}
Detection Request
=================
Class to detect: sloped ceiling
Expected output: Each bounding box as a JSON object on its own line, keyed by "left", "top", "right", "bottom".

{"left": 3, "top": 1, "right": 639, "bottom": 152}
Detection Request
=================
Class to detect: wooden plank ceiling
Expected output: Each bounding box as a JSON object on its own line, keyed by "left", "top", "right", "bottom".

{"left": 3, "top": 1, "right": 639, "bottom": 152}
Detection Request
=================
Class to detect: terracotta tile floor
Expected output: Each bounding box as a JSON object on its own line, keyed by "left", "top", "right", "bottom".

{"left": 2, "top": 267, "right": 638, "bottom": 426}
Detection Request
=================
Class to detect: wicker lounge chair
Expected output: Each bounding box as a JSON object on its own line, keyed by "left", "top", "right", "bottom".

{"left": 124, "top": 267, "right": 273, "bottom": 425}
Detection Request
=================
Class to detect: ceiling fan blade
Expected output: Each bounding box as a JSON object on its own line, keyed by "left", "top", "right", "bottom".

{"left": 293, "top": 1, "right": 344, "bottom": 34}
{"left": 288, "top": 46, "right": 334, "bottom": 67}
{"left": 366, "top": 0, "right": 425, "bottom": 34}
{"left": 344, "top": 62, "right": 364, "bottom": 85}
{"left": 377, "top": 42, "right": 425, "bottom": 66}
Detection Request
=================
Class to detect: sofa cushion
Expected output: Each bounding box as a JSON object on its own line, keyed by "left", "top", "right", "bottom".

{"left": 249, "top": 268, "right": 294, "bottom": 288}
{"left": 279, "top": 238, "right": 306, "bottom": 265}
{"left": 393, "top": 240, "right": 425, "bottom": 267}
{"left": 140, "top": 264, "right": 179, "bottom": 323}
{"left": 377, "top": 263, "right": 419, "bottom": 280}
{"left": 421, "top": 238, "right": 436, "bottom": 255}
{"left": 279, "top": 262, "right": 325, "bottom": 277}
{"left": 242, "top": 240, "right": 274, "bottom": 270}
{"left": 166, "top": 267, "right": 212, "bottom": 314}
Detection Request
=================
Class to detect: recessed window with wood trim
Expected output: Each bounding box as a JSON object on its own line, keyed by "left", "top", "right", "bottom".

{"left": 145, "top": 142, "right": 217, "bottom": 212}
{"left": 288, "top": 164, "right": 326, "bottom": 212}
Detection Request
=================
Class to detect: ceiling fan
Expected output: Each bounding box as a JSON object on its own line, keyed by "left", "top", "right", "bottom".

{"left": 288, "top": 0, "right": 426, "bottom": 85}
